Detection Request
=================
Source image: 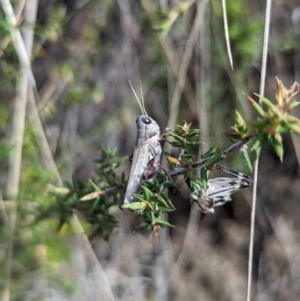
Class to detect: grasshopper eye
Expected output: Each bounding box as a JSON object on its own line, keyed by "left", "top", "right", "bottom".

{"left": 142, "top": 117, "right": 151, "bottom": 124}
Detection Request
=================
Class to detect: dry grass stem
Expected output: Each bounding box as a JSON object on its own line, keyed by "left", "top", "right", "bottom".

{"left": 221, "top": 0, "right": 234, "bottom": 70}
{"left": 247, "top": 0, "right": 273, "bottom": 300}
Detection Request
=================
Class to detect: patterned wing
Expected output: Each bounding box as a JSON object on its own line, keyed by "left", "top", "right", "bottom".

{"left": 190, "top": 165, "right": 252, "bottom": 213}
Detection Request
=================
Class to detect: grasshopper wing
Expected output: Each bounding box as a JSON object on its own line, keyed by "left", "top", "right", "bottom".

{"left": 122, "top": 143, "right": 150, "bottom": 205}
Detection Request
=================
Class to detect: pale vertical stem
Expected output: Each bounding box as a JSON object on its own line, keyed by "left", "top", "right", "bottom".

{"left": 5, "top": 67, "right": 29, "bottom": 199}
{"left": 221, "top": 0, "right": 233, "bottom": 69}
{"left": 1, "top": 1, "right": 38, "bottom": 300}
{"left": 247, "top": 0, "right": 272, "bottom": 300}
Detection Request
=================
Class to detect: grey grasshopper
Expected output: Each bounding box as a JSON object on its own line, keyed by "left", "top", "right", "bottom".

{"left": 121, "top": 82, "right": 253, "bottom": 212}
{"left": 121, "top": 82, "right": 162, "bottom": 206}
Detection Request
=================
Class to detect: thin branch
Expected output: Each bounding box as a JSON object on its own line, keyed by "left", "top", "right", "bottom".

{"left": 168, "top": 131, "right": 256, "bottom": 178}
{"left": 247, "top": 0, "right": 272, "bottom": 300}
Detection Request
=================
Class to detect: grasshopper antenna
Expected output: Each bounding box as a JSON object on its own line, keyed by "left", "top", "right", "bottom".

{"left": 129, "top": 80, "right": 146, "bottom": 116}
{"left": 140, "top": 80, "right": 148, "bottom": 116}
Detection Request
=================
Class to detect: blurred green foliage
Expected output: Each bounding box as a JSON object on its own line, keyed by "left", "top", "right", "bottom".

{"left": 0, "top": 0, "right": 300, "bottom": 299}
{"left": 42, "top": 147, "right": 126, "bottom": 239}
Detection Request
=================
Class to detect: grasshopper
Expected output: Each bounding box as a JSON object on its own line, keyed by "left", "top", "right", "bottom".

{"left": 190, "top": 164, "right": 252, "bottom": 213}
{"left": 121, "top": 82, "right": 162, "bottom": 206}
{"left": 121, "top": 82, "right": 253, "bottom": 210}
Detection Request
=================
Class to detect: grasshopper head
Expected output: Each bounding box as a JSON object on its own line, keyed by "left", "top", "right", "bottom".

{"left": 136, "top": 115, "right": 160, "bottom": 139}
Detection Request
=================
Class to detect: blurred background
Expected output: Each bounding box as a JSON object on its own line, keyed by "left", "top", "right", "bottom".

{"left": 1, "top": 0, "right": 300, "bottom": 300}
